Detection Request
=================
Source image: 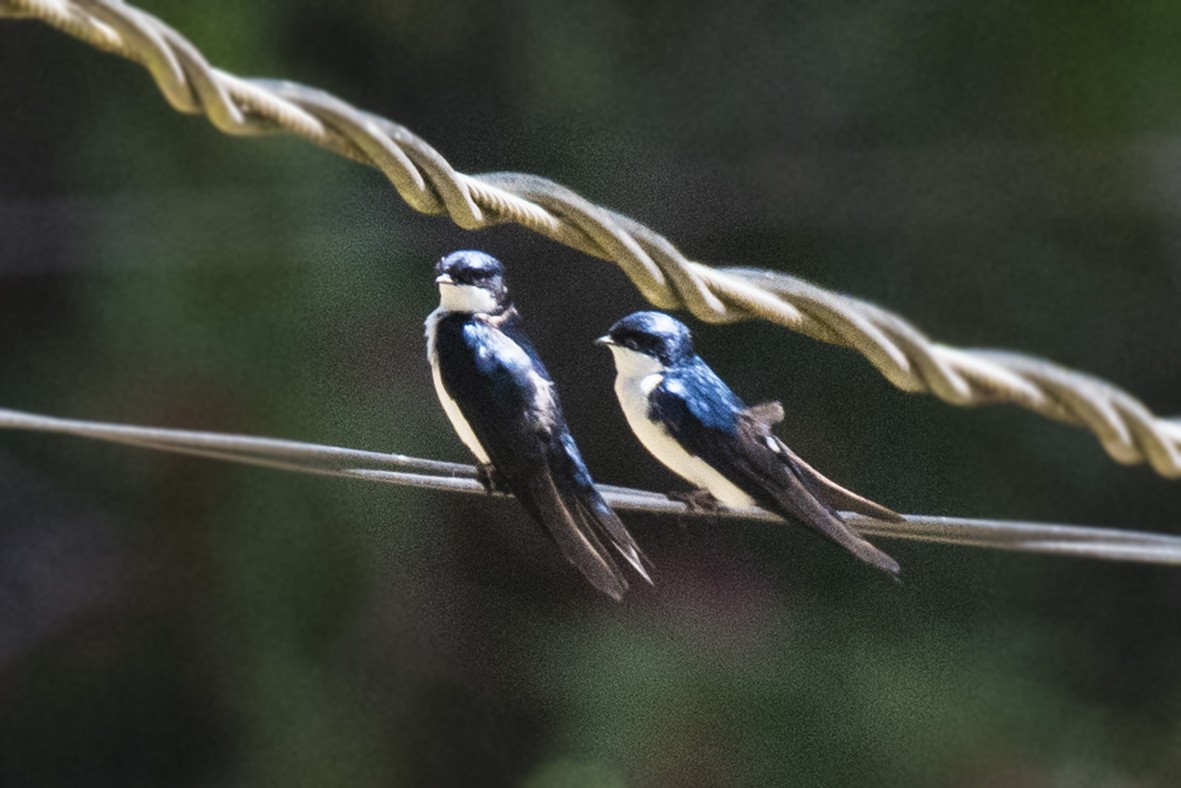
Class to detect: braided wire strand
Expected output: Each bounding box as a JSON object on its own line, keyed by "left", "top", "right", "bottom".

{"left": 3, "top": 0, "right": 1179, "bottom": 477}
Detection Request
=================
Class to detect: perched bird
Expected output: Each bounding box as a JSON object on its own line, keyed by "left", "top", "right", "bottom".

{"left": 424, "top": 250, "right": 650, "bottom": 599}
{"left": 597, "top": 311, "right": 902, "bottom": 578}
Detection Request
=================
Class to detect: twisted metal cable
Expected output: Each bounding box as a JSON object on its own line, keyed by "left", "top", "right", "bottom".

{"left": 3, "top": 0, "right": 1180, "bottom": 478}
{"left": 3, "top": 406, "right": 1179, "bottom": 566}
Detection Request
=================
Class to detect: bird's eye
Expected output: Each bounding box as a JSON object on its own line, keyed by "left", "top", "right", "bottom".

{"left": 617, "top": 331, "right": 656, "bottom": 354}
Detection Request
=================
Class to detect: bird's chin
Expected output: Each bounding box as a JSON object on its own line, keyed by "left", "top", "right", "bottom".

{"left": 438, "top": 282, "right": 500, "bottom": 313}
{"left": 605, "top": 344, "right": 664, "bottom": 378}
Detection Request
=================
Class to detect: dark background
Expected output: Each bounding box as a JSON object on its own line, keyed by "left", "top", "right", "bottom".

{"left": 2, "top": 2, "right": 1180, "bottom": 786}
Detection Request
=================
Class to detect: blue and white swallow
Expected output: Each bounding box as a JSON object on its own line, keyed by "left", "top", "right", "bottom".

{"left": 597, "top": 311, "right": 901, "bottom": 578}
{"left": 424, "top": 250, "right": 651, "bottom": 599}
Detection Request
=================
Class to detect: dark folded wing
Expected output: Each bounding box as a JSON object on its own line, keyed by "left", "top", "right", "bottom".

{"left": 651, "top": 373, "right": 899, "bottom": 577}
{"left": 435, "top": 315, "right": 648, "bottom": 598}
{"left": 741, "top": 401, "right": 901, "bottom": 521}
{"left": 768, "top": 435, "right": 904, "bottom": 523}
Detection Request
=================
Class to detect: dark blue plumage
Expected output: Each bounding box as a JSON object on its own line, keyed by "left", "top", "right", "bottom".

{"left": 599, "top": 310, "right": 902, "bottom": 578}
{"left": 651, "top": 360, "right": 744, "bottom": 434}
{"left": 425, "top": 251, "right": 650, "bottom": 599}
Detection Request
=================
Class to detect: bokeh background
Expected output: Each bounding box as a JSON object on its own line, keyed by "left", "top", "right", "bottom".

{"left": 3, "top": 2, "right": 1181, "bottom": 786}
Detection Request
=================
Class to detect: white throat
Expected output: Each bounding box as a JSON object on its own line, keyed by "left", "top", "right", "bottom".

{"left": 606, "top": 345, "right": 665, "bottom": 381}
{"left": 438, "top": 282, "right": 500, "bottom": 314}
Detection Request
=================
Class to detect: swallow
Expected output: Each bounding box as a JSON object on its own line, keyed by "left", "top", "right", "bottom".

{"left": 597, "top": 311, "right": 902, "bottom": 578}
{"left": 424, "top": 250, "right": 651, "bottom": 599}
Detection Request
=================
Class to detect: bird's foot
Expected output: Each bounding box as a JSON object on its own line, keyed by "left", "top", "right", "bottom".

{"left": 667, "top": 488, "right": 721, "bottom": 512}
{"left": 476, "top": 463, "right": 511, "bottom": 494}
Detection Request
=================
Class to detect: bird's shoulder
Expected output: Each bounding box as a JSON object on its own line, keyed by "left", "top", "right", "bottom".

{"left": 652, "top": 359, "right": 744, "bottom": 433}
{"left": 434, "top": 308, "right": 549, "bottom": 382}
{"left": 483, "top": 307, "right": 552, "bottom": 382}
{"left": 431, "top": 312, "right": 556, "bottom": 423}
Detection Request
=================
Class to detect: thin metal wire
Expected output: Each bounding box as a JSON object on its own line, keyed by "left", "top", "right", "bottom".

{"left": 2, "top": 406, "right": 1179, "bottom": 566}
{"left": 3, "top": 0, "right": 1181, "bottom": 479}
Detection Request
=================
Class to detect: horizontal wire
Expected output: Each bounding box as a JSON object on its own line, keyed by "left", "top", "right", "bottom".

{"left": 1, "top": 0, "right": 1179, "bottom": 478}
{"left": 2, "top": 406, "right": 1179, "bottom": 566}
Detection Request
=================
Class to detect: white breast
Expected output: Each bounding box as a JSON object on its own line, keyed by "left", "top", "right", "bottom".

{"left": 425, "top": 307, "right": 490, "bottom": 463}
{"left": 607, "top": 346, "right": 755, "bottom": 508}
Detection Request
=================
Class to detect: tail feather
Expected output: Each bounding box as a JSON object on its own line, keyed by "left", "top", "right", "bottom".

{"left": 514, "top": 470, "right": 631, "bottom": 600}
{"left": 776, "top": 488, "right": 901, "bottom": 579}
{"left": 767, "top": 445, "right": 901, "bottom": 579}
{"left": 576, "top": 495, "right": 653, "bottom": 585}
{"left": 819, "top": 523, "right": 901, "bottom": 578}
{"left": 774, "top": 437, "right": 904, "bottom": 523}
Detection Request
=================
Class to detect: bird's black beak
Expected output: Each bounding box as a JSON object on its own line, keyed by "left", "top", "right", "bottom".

{"left": 435, "top": 273, "right": 454, "bottom": 285}
{"left": 594, "top": 335, "right": 615, "bottom": 347}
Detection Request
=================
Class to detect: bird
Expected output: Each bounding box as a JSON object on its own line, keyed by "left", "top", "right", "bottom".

{"left": 424, "top": 250, "right": 651, "bottom": 599}
{"left": 596, "top": 310, "right": 902, "bottom": 578}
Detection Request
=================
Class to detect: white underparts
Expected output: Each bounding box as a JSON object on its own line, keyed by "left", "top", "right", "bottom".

{"left": 425, "top": 305, "right": 491, "bottom": 464}
{"left": 606, "top": 345, "right": 756, "bottom": 508}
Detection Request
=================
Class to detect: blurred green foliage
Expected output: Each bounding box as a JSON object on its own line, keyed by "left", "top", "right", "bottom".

{"left": 2, "top": 1, "right": 1180, "bottom": 786}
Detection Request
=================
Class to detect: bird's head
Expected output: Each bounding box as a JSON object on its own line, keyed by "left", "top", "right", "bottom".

{"left": 434, "top": 250, "right": 510, "bottom": 314}
{"left": 596, "top": 311, "right": 695, "bottom": 373}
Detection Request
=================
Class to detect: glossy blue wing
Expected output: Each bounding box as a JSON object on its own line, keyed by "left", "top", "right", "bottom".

{"left": 650, "top": 361, "right": 900, "bottom": 577}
